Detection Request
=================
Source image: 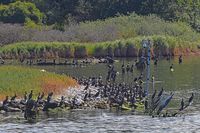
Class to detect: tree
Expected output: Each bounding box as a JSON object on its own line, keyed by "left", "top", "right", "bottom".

{"left": 177, "top": 0, "right": 200, "bottom": 30}
{"left": 0, "top": 0, "right": 16, "bottom": 4}
{"left": 141, "top": 0, "right": 179, "bottom": 21}
{"left": 0, "top": 1, "right": 43, "bottom": 24}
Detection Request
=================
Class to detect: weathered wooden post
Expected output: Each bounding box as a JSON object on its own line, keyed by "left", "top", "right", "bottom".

{"left": 142, "top": 39, "right": 151, "bottom": 97}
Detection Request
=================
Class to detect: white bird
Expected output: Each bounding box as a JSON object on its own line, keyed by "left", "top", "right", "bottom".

{"left": 40, "top": 69, "right": 46, "bottom": 72}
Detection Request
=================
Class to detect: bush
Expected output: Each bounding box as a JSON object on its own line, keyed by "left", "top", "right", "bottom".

{"left": 126, "top": 43, "right": 138, "bottom": 57}
{"left": 94, "top": 46, "right": 107, "bottom": 57}
{"left": 1, "top": 13, "right": 200, "bottom": 46}
{"left": 74, "top": 45, "right": 87, "bottom": 58}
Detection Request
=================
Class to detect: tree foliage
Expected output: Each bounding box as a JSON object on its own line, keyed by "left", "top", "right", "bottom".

{"left": 1, "top": 0, "right": 200, "bottom": 31}
{"left": 176, "top": 0, "right": 200, "bottom": 30}
{"left": 0, "top": 1, "right": 43, "bottom": 24}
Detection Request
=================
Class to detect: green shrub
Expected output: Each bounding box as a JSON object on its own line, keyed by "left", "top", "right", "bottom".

{"left": 74, "top": 45, "right": 87, "bottom": 58}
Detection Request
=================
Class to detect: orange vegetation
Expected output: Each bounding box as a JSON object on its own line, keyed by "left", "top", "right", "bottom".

{"left": 41, "top": 75, "right": 78, "bottom": 95}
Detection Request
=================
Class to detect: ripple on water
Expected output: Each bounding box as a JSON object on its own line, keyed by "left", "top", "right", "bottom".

{"left": 0, "top": 111, "right": 200, "bottom": 133}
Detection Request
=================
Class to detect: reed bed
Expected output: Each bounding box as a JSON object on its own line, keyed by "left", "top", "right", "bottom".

{"left": 0, "top": 35, "right": 199, "bottom": 59}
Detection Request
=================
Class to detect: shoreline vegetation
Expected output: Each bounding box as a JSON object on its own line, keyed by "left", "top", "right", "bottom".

{"left": 0, "top": 13, "right": 200, "bottom": 59}
{"left": 0, "top": 66, "right": 77, "bottom": 100}
{"left": 0, "top": 35, "right": 200, "bottom": 60}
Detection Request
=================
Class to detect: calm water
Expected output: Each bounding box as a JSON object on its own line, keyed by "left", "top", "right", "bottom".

{"left": 1, "top": 56, "right": 200, "bottom": 133}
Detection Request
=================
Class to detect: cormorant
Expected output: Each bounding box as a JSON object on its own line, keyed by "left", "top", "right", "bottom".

{"left": 170, "top": 64, "right": 174, "bottom": 72}
{"left": 28, "top": 90, "right": 33, "bottom": 100}
{"left": 179, "top": 98, "right": 184, "bottom": 111}
{"left": 10, "top": 94, "right": 17, "bottom": 101}
{"left": 188, "top": 93, "right": 194, "bottom": 105}
{"left": 157, "top": 93, "right": 174, "bottom": 115}
{"left": 179, "top": 55, "right": 183, "bottom": 64}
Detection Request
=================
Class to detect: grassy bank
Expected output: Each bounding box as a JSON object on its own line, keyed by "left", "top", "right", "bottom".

{"left": 0, "top": 66, "right": 77, "bottom": 100}
{"left": 0, "top": 35, "right": 200, "bottom": 59}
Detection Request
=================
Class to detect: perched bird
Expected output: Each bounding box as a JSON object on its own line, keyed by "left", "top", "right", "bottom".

{"left": 10, "top": 94, "right": 17, "bottom": 101}
{"left": 179, "top": 98, "right": 184, "bottom": 111}
{"left": 134, "top": 78, "right": 138, "bottom": 82}
{"left": 126, "top": 63, "right": 130, "bottom": 72}
{"left": 28, "top": 90, "right": 33, "bottom": 100}
{"left": 179, "top": 55, "right": 183, "bottom": 64}
{"left": 83, "top": 93, "right": 88, "bottom": 101}
{"left": 84, "top": 84, "right": 89, "bottom": 90}
{"left": 157, "top": 93, "right": 174, "bottom": 115}
{"left": 121, "top": 64, "right": 125, "bottom": 74}
{"left": 154, "top": 58, "right": 158, "bottom": 66}
{"left": 59, "top": 96, "right": 65, "bottom": 107}
{"left": 40, "top": 92, "right": 45, "bottom": 100}
{"left": 188, "top": 93, "right": 194, "bottom": 106}
{"left": 37, "top": 93, "right": 41, "bottom": 100}
{"left": 94, "top": 90, "right": 100, "bottom": 98}
{"left": 151, "top": 89, "right": 157, "bottom": 101}
{"left": 170, "top": 64, "right": 174, "bottom": 72}
{"left": 47, "top": 92, "right": 53, "bottom": 103}
{"left": 152, "top": 88, "right": 164, "bottom": 111}
{"left": 3, "top": 96, "right": 9, "bottom": 106}
{"left": 24, "top": 91, "right": 27, "bottom": 101}
{"left": 157, "top": 88, "right": 164, "bottom": 98}
{"left": 40, "top": 69, "right": 46, "bottom": 72}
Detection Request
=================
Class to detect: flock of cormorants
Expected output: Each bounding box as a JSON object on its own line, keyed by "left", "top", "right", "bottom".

{"left": 0, "top": 55, "right": 194, "bottom": 121}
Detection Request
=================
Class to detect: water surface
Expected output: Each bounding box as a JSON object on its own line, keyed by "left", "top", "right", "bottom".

{"left": 1, "top": 56, "right": 200, "bottom": 133}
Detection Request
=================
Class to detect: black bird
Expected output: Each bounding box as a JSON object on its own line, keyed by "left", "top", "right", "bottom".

{"left": 40, "top": 92, "right": 45, "bottom": 100}
{"left": 28, "top": 90, "right": 33, "bottom": 100}
{"left": 59, "top": 96, "right": 65, "bottom": 107}
{"left": 83, "top": 93, "right": 88, "bottom": 101}
{"left": 84, "top": 84, "right": 89, "bottom": 90}
{"left": 151, "top": 89, "right": 157, "bottom": 101}
{"left": 121, "top": 64, "right": 125, "bottom": 74}
{"left": 153, "top": 88, "right": 164, "bottom": 110}
{"left": 47, "top": 92, "right": 53, "bottom": 103}
{"left": 10, "top": 94, "right": 17, "bottom": 101}
{"left": 24, "top": 91, "right": 27, "bottom": 101}
{"left": 179, "top": 98, "right": 184, "bottom": 111}
{"left": 126, "top": 63, "right": 130, "bottom": 72}
{"left": 134, "top": 78, "right": 138, "bottom": 82}
{"left": 138, "top": 73, "right": 143, "bottom": 80}
{"left": 3, "top": 96, "right": 9, "bottom": 106}
{"left": 94, "top": 90, "right": 100, "bottom": 98}
{"left": 154, "top": 58, "right": 158, "bottom": 66}
{"left": 179, "top": 55, "right": 183, "bottom": 64}
{"left": 157, "top": 88, "right": 164, "bottom": 98}
{"left": 37, "top": 93, "right": 41, "bottom": 100}
{"left": 170, "top": 64, "right": 174, "bottom": 72}
{"left": 188, "top": 93, "right": 194, "bottom": 105}
{"left": 24, "top": 99, "right": 37, "bottom": 120}
{"left": 130, "top": 65, "right": 134, "bottom": 73}
{"left": 157, "top": 93, "right": 174, "bottom": 115}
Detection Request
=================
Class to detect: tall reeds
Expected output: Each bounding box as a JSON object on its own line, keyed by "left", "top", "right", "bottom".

{"left": 0, "top": 35, "right": 199, "bottom": 59}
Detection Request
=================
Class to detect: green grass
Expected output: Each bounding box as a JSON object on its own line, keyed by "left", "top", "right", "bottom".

{"left": 0, "top": 35, "right": 199, "bottom": 59}
{"left": 0, "top": 66, "right": 77, "bottom": 100}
